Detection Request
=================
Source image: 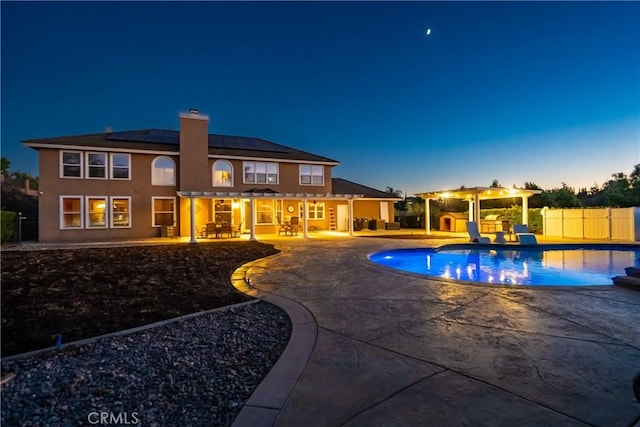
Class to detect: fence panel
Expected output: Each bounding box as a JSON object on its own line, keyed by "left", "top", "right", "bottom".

{"left": 543, "top": 207, "right": 638, "bottom": 241}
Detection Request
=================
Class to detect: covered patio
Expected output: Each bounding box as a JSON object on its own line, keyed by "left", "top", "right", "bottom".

{"left": 178, "top": 191, "right": 364, "bottom": 243}
{"left": 416, "top": 187, "right": 542, "bottom": 235}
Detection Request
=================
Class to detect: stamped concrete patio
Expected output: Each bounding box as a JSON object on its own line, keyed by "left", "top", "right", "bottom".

{"left": 233, "top": 235, "right": 640, "bottom": 426}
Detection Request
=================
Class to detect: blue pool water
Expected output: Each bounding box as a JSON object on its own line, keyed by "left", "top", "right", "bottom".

{"left": 369, "top": 245, "right": 640, "bottom": 286}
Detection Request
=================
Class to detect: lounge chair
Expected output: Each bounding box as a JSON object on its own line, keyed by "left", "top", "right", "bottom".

{"left": 466, "top": 221, "right": 491, "bottom": 244}
{"left": 513, "top": 224, "right": 537, "bottom": 244}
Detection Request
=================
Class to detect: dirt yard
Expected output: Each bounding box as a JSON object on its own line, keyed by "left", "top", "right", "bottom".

{"left": 1, "top": 241, "right": 279, "bottom": 357}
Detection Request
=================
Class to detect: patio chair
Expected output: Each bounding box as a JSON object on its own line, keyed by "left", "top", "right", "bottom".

{"left": 466, "top": 221, "right": 491, "bottom": 244}
{"left": 205, "top": 222, "right": 220, "bottom": 239}
{"left": 231, "top": 223, "right": 242, "bottom": 237}
{"left": 513, "top": 224, "right": 537, "bottom": 244}
{"left": 289, "top": 216, "right": 300, "bottom": 235}
{"left": 278, "top": 219, "right": 289, "bottom": 236}
{"left": 220, "top": 222, "right": 233, "bottom": 238}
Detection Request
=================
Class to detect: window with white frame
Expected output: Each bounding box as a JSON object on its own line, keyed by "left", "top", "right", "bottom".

{"left": 300, "top": 165, "right": 324, "bottom": 186}
{"left": 86, "top": 152, "right": 107, "bottom": 179}
{"left": 152, "top": 197, "right": 176, "bottom": 227}
{"left": 213, "top": 160, "right": 233, "bottom": 187}
{"left": 61, "top": 151, "right": 83, "bottom": 178}
{"left": 256, "top": 199, "right": 275, "bottom": 224}
{"left": 301, "top": 201, "right": 325, "bottom": 220}
{"left": 243, "top": 161, "right": 278, "bottom": 184}
{"left": 111, "top": 197, "right": 131, "bottom": 227}
{"left": 86, "top": 197, "right": 108, "bottom": 228}
{"left": 152, "top": 156, "right": 176, "bottom": 186}
{"left": 111, "top": 153, "right": 130, "bottom": 179}
{"left": 60, "top": 196, "right": 83, "bottom": 228}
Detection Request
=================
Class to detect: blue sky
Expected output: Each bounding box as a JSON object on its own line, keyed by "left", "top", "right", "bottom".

{"left": 2, "top": 1, "right": 638, "bottom": 196}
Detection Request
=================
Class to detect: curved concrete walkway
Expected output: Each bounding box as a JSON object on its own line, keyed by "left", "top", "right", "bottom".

{"left": 234, "top": 236, "right": 640, "bottom": 426}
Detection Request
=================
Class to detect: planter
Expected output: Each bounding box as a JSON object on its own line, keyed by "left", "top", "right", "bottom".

{"left": 160, "top": 225, "right": 174, "bottom": 237}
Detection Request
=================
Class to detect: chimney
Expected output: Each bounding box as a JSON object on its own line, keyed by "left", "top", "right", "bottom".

{"left": 179, "top": 109, "right": 209, "bottom": 191}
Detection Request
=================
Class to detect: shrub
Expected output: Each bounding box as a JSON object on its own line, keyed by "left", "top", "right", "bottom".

{"left": 1, "top": 211, "right": 16, "bottom": 243}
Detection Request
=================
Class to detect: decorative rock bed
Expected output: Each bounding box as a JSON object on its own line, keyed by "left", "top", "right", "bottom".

{"left": 1, "top": 301, "right": 291, "bottom": 426}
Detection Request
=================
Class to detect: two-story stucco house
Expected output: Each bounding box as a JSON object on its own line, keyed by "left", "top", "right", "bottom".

{"left": 23, "top": 109, "right": 400, "bottom": 242}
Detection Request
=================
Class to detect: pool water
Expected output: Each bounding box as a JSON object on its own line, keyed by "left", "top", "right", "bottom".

{"left": 369, "top": 245, "right": 640, "bottom": 286}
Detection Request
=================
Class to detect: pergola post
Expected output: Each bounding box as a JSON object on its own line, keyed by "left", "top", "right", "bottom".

{"left": 425, "top": 198, "right": 431, "bottom": 235}
{"left": 302, "top": 200, "right": 309, "bottom": 238}
{"left": 468, "top": 199, "right": 474, "bottom": 222}
{"left": 474, "top": 194, "right": 481, "bottom": 224}
{"left": 189, "top": 197, "right": 197, "bottom": 243}
{"left": 348, "top": 199, "right": 354, "bottom": 236}
{"left": 522, "top": 196, "right": 529, "bottom": 225}
{"left": 249, "top": 198, "right": 256, "bottom": 241}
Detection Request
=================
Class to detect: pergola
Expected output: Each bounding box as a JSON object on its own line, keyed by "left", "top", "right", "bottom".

{"left": 415, "top": 187, "right": 542, "bottom": 235}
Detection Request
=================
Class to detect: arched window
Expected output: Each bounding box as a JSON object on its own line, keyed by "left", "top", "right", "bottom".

{"left": 152, "top": 156, "right": 176, "bottom": 186}
{"left": 213, "top": 160, "right": 233, "bottom": 187}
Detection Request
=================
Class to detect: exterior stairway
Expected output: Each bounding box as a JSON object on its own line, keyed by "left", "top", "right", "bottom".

{"left": 612, "top": 266, "right": 640, "bottom": 290}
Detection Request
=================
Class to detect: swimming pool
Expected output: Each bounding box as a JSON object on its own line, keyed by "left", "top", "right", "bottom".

{"left": 369, "top": 244, "right": 640, "bottom": 286}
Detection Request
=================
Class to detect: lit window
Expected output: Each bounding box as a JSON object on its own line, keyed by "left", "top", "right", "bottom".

{"left": 111, "top": 153, "right": 130, "bottom": 179}
{"left": 256, "top": 200, "right": 275, "bottom": 224}
{"left": 306, "top": 202, "right": 325, "bottom": 220}
{"left": 300, "top": 165, "right": 324, "bottom": 186}
{"left": 86, "top": 197, "right": 107, "bottom": 228}
{"left": 61, "top": 151, "right": 82, "bottom": 178}
{"left": 87, "top": 153, "right": 107, "bottom": 179}
{"left": 152, "top": 156, "right": 176, "bottom": 186}
{"left": 213, "top": 160, "right": 233, "bottom": 187}
{"left": 60, "top": 196, "right": 83, "bottom": 228}
{"left": 111, "top": 197, "right": 131, "bottom": 227}
{"left": 213, "top": 199, "right": 232, "bottom": 223}
{"left": 152, "top": 197, "right": 176, "bottom": 227}
{"left": 243, "top": 161, "right": 278, "bottom": 185}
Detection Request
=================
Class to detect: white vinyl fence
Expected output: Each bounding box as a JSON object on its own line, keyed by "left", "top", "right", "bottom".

{"left": 542, "top": 207, "right": 640, "bottom": 241}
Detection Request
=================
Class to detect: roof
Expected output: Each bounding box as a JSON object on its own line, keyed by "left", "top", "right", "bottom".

{"left": 22, "top": 128, "right": 339, "bottom": 164}
{"left": 416, "top": 186, "right": 542, "bottom": 201}
{"left": 332, "top": 178, "right": 402, "bottom": 200}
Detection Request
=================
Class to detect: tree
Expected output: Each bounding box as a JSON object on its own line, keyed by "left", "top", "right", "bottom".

{"left": 490, "top": 179, "right": 501, "bottom": 188}
{"left": 385, "top": 186, "right": 403, "bottom": 198}
{"left": 1, "top": 157, "right": 10, "bottom": 175}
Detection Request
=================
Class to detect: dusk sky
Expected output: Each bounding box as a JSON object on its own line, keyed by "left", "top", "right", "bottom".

{"left": 2, "top": 1, "right": 639, "bottom": 197}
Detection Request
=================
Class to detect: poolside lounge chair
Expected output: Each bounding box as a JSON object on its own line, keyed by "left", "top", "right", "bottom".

{"left": 466, "top": 221, "right": 491, "bottom": 244}
{"left": 513, "top": 224, "right": 537, "bottom": 244}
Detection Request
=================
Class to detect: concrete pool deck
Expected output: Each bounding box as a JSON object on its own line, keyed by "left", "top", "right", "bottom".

{"left": 232, "top": 235, "right": 640, "bottom": 426}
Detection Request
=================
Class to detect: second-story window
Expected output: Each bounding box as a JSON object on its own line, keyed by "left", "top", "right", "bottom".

{"left": 61, "top": 151, "right": 82, "bottom": 178}
{"left": 213, "top": 160, "right": 233, "bottom": 187}
{"left": 87, "top": 153, "right": 107, "bottom": 179}
{"left": 300, "top": 165, "right": 324, "bottom": 186}
{"left": 152, "top": 156, "right": 176, "bottom": 186}
{"left": 244, "top": 161, "right": 278, "bottom": 184}
{"left": 111, "top": 153, "right": 130, "bottom": 180}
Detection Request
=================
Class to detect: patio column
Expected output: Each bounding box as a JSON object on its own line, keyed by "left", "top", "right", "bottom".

{"left": 189, "top": 196, "right": 197, "bottom": 244}
{"left": 425, "top": 198, "right": 431, "bottom": 235}
{"left": 302, "top": 200, "right": 309, "bottom": 238}
{"left": 522, "top": 196, "right": 529, "bottom": 225}
{"left": 474, "top": 194, "right": 481, "bottom": 224}
{"left": 348, "top": 199, "right": 354, "bottom": 236}
{"left": 468, "top": 199, "right": 474, "bottom": 222}
{"left": 249, "top": 198, "right": 256, "bottom": 241}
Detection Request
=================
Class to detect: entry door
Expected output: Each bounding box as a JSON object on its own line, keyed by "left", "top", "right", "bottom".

{"left": 380, "top": 202, "right": 390, "bottom": 222}
{"left": 337, "top": 205, "right": 348, "bottom": 231}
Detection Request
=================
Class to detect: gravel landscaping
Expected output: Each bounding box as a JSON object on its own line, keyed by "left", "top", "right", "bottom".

{"left": 1, "top": 301, "right": 291, "bottom": 426}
